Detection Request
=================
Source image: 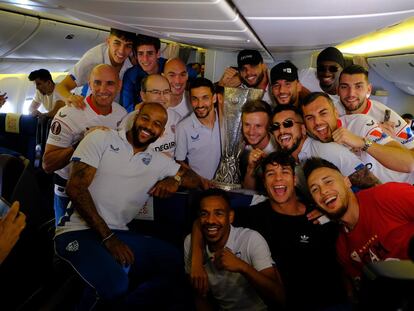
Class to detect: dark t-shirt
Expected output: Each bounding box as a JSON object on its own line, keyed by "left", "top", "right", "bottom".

{"left": 237, "top": 200, "right": 348, "bottom": 310}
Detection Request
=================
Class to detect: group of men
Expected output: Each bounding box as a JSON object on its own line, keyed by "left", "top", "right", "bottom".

{"left": 2, "top": 25, "right": 413, "bottom": 310}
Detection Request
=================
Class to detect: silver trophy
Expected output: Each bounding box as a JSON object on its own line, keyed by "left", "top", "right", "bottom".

{"left": 212, "top": 87, "right": 264, "bottom": 190}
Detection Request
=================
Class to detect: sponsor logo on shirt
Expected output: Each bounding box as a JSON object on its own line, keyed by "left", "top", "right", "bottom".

{"left": 51, "top": 120, "right": 62, "bottom": 135}
{"left": 366, "top": 120, "right": 375, "bottom": 126}
{"left": 367, "top": 129, "right": 387, "bottom": 142}
{"left": 399, "top": 126, "right": 413, "bottom": 142}
{"left": 191, "top": 134, "right": 200, "bottom": 142}
{"left": 299, "top": 234, "right": 309, "bottom": 243}
{"left": 154, "top": 142, "right": 175, "bottom": 152}
{"left": 110, "top": 144, "right": 120, "bottom": 152}
{"left": 58, "top": 111, "right": 67, "bottom": 118}
{"left": 66, "top": 240, "right": 79, "bottom": 252}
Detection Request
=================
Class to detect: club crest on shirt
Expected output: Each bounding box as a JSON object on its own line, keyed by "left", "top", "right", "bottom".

{"left": 51, "top": 120, "right": 62, "bottom": 135}
{"left": 142, "top": 153, "right": 152, "bottom": 165}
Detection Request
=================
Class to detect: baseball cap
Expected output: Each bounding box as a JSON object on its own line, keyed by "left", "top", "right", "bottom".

{"left": 237, "top": 50, "right": 263, "bottom": 68}
{"left": 317, "top": 47, "right": 345, "bottom": 68}
{"left": 270, "top": 61, "right": 298, "bottom": 84}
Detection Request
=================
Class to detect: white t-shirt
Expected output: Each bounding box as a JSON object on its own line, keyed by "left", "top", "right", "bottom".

{"left": 170, "top": 93, "right": 192, "bottom": 122}
{"left": 184, "top": 226, "right": 273, "bottom": 311}
{"left": 46, "top": 96, "right": 127, "bottom": 180}
{"left": 299, "top": 137, "right": 364, "bottom": 177}
{"left": 338, "top": 113, "right": 414, "bottom": 184}
{"left": 175, "top": 111, "right": 221, "bottom": 180}
{"left": 359, "top": 99, "right": 414, "bottom": 149}
{"left": 56, "top": 128, "right": 180, "bottom": 234}
{"left": 33, "top": 89, "right": 63, "bottom": 112}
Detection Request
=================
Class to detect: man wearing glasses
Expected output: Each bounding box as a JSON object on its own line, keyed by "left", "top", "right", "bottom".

{"left": 121, "top": 35, "right": 167, "bottom": 112}
{"left": 139, "top": 74, "right": 180, "bottom": 157}
{"left": 316, "top": 46, "right": 347, "bottom": 115}
{"left": 270, "top": 105, "right": 381, "bottom": 190}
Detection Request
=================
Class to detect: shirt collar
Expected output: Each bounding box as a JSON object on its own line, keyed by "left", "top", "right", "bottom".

{"left": 86, "top": 94, "right": 112, "bottom": 115}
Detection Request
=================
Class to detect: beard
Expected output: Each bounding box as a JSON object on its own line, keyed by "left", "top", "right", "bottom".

{"left": 342, "top": 97, "right": 365, "bottom": 112}
{"left": 324, "top": 204, "right": 347, "bottom": 220}
{"left": 242, "top": 71, "right": 265, "bottom": 88}
{"left": 279, "top": 135, "right": 302, "bottom": 154}
{"left": 131, "top": 122, "right": 159, "bottom": 148}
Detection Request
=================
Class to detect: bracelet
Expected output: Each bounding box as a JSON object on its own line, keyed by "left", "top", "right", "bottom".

{"left": 361, "top": 138, "right": 373, "bottom": 152}
{"left": 102, "top": 232, "right": 115, "bottom": 244}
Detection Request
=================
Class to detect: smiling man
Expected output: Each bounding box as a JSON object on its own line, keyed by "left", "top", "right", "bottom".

{"left": 175, "top": 77, "right": 221, "bottom": 182}
{"left": 43, "top": 64, "right": 127, "bottom": 225}
{"left": 240, "top": 100, "right": 277, "bottom": 190}
{"left": 121, "top": 35, "right": 167, "bottom": 112}
{"left": 270, "top": 105, "right": 381, "bottom": 190}
{"left": 163, "top": 57, "right": 192, "bottom": 120}
{"left": 54, "top": 102, "right": 204, "bottom": 310}
{"left": 304, "top": 157, "right": 414, "bottom": 287}
{"left": 270, "top": 61, "right": 303, "bottom": 108}
{"left": 184, "top": 188, "right": 285, "bottom": 310}
{"left": 218, "top": 49, "right": 275, "bottom": 105}
{"left": 139, "top": 74, "right": 180, "bottom": 157}
{"left": 301, "top": 92, "right": 414, "bottom": 184}
{"left": 56, "top": 28, "right": 135, "bottom": 107}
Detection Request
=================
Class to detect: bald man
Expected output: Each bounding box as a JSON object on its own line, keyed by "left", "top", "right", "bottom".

{"left": 138, "top": 74, "right": 181, "bottom": 157}
{"left": 163, "top": 58, "right": 192, "bottom": 120}
{"left": 43, "top": 64, "right": 127, "bottom": 226}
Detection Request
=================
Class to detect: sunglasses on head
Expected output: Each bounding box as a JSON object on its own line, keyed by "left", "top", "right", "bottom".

{"left": 269, "top": 119, "right": 302, "bottom": 132}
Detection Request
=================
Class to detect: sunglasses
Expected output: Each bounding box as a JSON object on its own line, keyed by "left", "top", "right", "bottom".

{"left": 317, "top": 65, "right": 339, "bottom": 73}
{"left": 269, "top": 119, "right": 302, "bottom": 132}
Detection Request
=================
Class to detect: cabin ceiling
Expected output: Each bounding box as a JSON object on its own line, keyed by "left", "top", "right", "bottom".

{"left": 0, "top": 0, "right": 414, "bottom": 62}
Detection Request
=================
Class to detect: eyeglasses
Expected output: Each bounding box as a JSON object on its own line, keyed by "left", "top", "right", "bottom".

{"left": 317, "top": 65, "right": 339, "bottom": 73}
{"left": 269, "top": 119, "right": 302, "bottom": 132}
{"left": 145, "top": 89, "right": 171, "bottom": 96}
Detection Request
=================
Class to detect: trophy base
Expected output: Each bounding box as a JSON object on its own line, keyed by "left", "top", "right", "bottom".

{"left": 212, "top": 181, "right": 242, "bottom": 191}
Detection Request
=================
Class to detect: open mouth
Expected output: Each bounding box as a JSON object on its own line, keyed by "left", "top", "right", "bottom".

{"left": 323, "top": 195, "right": 337, "bottom": 209}
{"left": 278, "top": 134, "right": 292, "bottom": 145}
{"left": 273, "top": 185, "right": 287, "bottom": 196}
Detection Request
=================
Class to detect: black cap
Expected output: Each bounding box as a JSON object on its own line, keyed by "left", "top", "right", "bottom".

{"left": 270, "top": 61, "right": 298, "bottom": 84}
{"left": 317, "top": 47, "right": 345, "bottom": 68}
{"left": 237, "top": 49, "right": 263, "bottom": 68}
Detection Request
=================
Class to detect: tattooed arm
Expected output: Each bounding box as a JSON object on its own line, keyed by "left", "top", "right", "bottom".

{"left": 66, "top": 161, "right": 134, "bottom": 265}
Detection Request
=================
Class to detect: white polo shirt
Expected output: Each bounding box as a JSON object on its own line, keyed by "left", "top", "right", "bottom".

{"left": 33, "top": 89, "right": 63, "bottom": 112}
{"left": 359, "top": 99, "right": 414, "bottom": 149}
{"left": 170, "top": 93, "right": 192, "bottom": 122}
{"left": 175, "top": 110, "right": 221, "bottom": 179}
{"left": 184, "top": 226, "right": 273, "bottom": 311}
{"left": 46, "top": 95, "right": 127, "bottom": 180}
{"left": 299, "top": 137, "right": 364, "bottom": 177}
{"left": 56, "top": 128, "right": 180, "bottom": 235}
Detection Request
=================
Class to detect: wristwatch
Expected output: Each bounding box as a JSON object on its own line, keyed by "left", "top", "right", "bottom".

{"left": 173, "top": 174, "right": 182, "bottom": 186}
{"left": 361, "top": 138, "right": 373, "bottom": 152}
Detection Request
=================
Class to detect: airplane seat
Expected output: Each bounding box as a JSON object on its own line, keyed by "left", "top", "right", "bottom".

{"left": 0, "top": 113, "right": 39, "bottom": 165}
{"left": 34, "top": 116, "right": 53, "bottom": 169}
{"left": 360, "top": 260, "right": 414, "bottom": 310}
{"left": 0, "top": 154, "right": 57, "bottom": 310}
{"left": 0, "top": 153, "right": 26, "bottom": 202}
